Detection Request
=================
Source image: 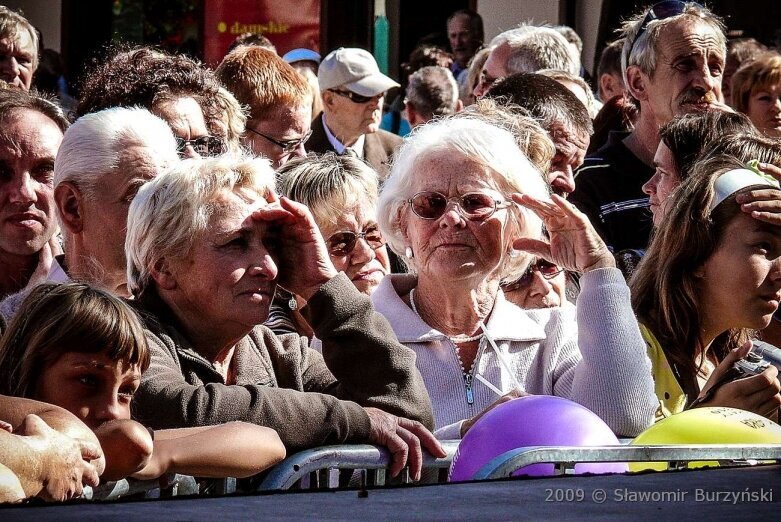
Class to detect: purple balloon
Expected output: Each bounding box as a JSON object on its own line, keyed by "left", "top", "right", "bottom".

{"left": 448, "top": 395, "right": 627, "bottom": 481}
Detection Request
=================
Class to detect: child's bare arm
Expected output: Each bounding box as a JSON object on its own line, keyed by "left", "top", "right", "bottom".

{"left": 93, "top": 419, "right": 153, "bottom": 481}
{"left": 132, "top": 422, "right": 286, "bottom": 480}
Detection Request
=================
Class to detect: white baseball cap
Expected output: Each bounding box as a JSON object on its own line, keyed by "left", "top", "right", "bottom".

{"left": 318, "top": 47, "right": 399, "bottom": 97}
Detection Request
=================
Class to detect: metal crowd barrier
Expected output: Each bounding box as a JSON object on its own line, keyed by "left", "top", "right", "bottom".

{"left": 79, "top": 442, "right": 781, "bottom": 499}
{"left": 82, "top": 474, "right": 200, "bottom": 501}
{"left": 472, "top": 443, "right": 781, "bottom": 480}
{"left": 257, "top": 441, "right": 460, "bottom": 490}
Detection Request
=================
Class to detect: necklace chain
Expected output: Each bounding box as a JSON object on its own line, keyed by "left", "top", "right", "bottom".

{"left": 408, "top": 287, "right": 483, "bottom": 375}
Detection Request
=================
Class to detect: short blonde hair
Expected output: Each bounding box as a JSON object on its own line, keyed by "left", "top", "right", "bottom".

{"left": 463, "top": 98, "right": 555, "bottom": 175}
{"left": 731, "top": 51, "right": 781, "bottom": 115}
{"left": 378, "top": 116, "right": 549, "bottom": 281}
{"left": 277, "top": 152, "right": 379, "bottom": 230}
{"left": 126, "top": 154, "right": 276, "bottom": 296}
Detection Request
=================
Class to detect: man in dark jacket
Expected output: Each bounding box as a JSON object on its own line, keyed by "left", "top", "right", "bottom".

{"left": 306, "top": 47, "right": 401, "bottom": 180}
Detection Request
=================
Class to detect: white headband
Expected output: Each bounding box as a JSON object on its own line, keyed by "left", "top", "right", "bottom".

{"left": 711, "top": 168, "right": 779, "bottom": 210}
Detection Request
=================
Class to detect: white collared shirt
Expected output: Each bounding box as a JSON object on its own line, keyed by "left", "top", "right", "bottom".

{"left": 323, "top": 114, "right": 365, "bottom": 159}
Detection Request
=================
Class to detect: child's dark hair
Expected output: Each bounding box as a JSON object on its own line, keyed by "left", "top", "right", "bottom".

{"left": 0, "top": 282, "right": 150, "bottom": 398}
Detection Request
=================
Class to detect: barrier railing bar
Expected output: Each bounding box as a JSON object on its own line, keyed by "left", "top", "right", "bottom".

{"left": 472, "top": 444, "right": 781, "bottom": 480}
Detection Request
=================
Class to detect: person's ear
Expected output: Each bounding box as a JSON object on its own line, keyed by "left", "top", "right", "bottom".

{"left": 455, "top": 99, "right": 464, "bottom": 112}
{"left": 150, "top": 257, "right": 177, "bottom": 290}
{"left": 599, "top": 73, "right": 614, "bottom": 101}
{"left": 54, "top": 182, "right": 84, "bottom": 234}
{"left": 322, "top": 90, "right": 338, "bottom": 111}
{"left": 625, "top": 65, "right": 649, "bottom": 102}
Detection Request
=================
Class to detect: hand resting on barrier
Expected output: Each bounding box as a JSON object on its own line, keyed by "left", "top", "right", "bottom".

{"left": 365, "top": 407, "right": 446, "bottom": 481}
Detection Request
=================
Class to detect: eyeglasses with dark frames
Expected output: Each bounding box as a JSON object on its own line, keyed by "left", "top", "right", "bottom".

{"left": 329, "top": 89, "right": 380, "bottom": 104}
{"left": 407, "top": 191, "right": 512, "bottom": 221}
{"left": 245, "top": 128, "right": 313, "bottom": 155}
{"left": 500, "top": 259, "right": 565, "bottom": 293}
{"left": 175, "top": 135, "right": 226, "bottom": 158}
{"left": 326, "top": 224, "right": 385, "bottom": 256}
{"left": 628, "top": 1, "right": 703, "bottom": 56}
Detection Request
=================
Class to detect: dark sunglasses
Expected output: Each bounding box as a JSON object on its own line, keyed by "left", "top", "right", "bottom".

{"left": 408, "top": 191, "right": 511, "bottom": 221}
{"left": 175, "top": 135, "right": 226, "bottom": 158}
{"left": 628, "top": 1, "right": 703, "bottom": 55}
{"left": 501, "top": 259, "right": 564, "bottom": 293}
{"left": 246, "top": 127, "right": 313, "bottom": 155}
{"left": 330, "top": 89, "right": 379, "bottom": 104}
{"left": 326, "top": 224, "right": 385, "bottom": 256}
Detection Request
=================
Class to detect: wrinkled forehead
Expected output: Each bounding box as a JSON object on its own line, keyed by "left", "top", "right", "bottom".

{"left": 206, "top": 188, "right": 266, "bottom": 227}
{"left": 655, "top": 18, "right": 725, "bottom": 60}
{"left": 550, "top": 124, "right": 588, "bottom": 155}
{"left": 413, "top": 148, "right": 505, "bottom": 193}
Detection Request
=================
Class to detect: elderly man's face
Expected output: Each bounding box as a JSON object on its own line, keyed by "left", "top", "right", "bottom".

{"left": 324, "top": 90, "right": 384, "bottom": 141}
{"left": 153, "top": 96, "right": 213, "bottom": 159}
{"left": 0, "top": 29, "right": 36, "bottom": 90}
{"left": 0, "top": 109, "right": 61, "bottom": 260}
{"left": 244, "top": 102, "right": 312, "bottom": 169}
{"left": 448, "top": 14, "right": 480, "bottom": 67}
{"left": 639, "top": 19, "right": 725, "bottom": 125}
{"left": 473, "top": 43, "right": 510, "bottom": 98}
{"left": 75, "top": 141, "right": 172, "bottom": 294}
{"left": 548, "top": 122, "right": 589, "bottom": 196}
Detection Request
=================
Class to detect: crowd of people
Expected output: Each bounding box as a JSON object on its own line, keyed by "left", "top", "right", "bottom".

{"left": 1, "top": 1, "right": 781, "bottom": 503}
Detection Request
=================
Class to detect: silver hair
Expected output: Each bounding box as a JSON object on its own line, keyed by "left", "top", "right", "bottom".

{"left": 377, "top": 116, "right": 549, "bottom": 281}
{"left": 54, "top": 107, "right": 179, "bottom": 199}
{"left": 492, "top": 25, "right": 578, "bottom": 76}
{"left": 406, "top": 66, "right": 459, "bottom": 121}
{"left": 125, "top": 153, "right": 276, "bottom": 296}
{"left": 620, "top": 3, "right": 725, "bottom": 87}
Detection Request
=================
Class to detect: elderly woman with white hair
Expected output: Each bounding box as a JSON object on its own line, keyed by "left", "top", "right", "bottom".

{"left": 125, "top": 154, "right": 444, "bottom": 479}
{"left": 373, "top": 116, "right": 657, "bottom": 438}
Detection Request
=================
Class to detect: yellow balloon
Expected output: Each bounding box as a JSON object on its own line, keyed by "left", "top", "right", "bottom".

{"left": 629, "top": 407, "right": 781, "bottom": 471}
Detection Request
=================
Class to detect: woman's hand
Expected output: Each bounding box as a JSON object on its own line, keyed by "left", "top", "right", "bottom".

{"left": 251, "top": 197, "right": 338, "bottom": 301}
{"left": 364, "top": 407, "right": 446, "bottom": 481}
{"left": 737, "top": 163, "right": 781, "bottom": 226}
{"left": 697, "top": 343, "right": 781, "bottom": 418}
{"left": 511, "top": 193, "right": 614, "bottom": 273}
{"left": 460, "top": 389, "right": 527, "bottom": 437}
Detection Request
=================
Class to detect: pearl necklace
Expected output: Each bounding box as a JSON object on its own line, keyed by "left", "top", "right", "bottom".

{"left": 409, "top": 288, "right": 483, "bottom": 343}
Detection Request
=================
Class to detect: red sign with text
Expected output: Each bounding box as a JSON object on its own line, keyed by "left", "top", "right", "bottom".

{"left": 203, "top": 0, "right": 320, "bottom": 66}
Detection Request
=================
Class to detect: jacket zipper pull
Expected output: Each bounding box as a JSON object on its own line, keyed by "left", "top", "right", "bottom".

{"left": 464, "top": 373, "right": 474, "bottom": 405}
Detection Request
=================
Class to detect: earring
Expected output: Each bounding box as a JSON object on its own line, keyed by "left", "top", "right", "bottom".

{"left": 405, "top": 246, "right": 414, "bottom": 259}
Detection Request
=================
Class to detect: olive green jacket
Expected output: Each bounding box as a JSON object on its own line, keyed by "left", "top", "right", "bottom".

{"left": 132, "top": 273, "right": 433, "bottom": 452}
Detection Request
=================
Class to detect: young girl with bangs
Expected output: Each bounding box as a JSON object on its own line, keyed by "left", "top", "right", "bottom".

{"left": 0, "top": 282, "right": 285, "bottom": 482}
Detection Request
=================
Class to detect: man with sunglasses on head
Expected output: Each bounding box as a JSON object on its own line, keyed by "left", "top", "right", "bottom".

{"left": 570, "top": 1, "right": 727, "bottom": 253}
{"left": 217, "top": 46, "right": 313, "bottom": 169}
{"left": 306, "top": 47, "right": 402, "bottom": 180}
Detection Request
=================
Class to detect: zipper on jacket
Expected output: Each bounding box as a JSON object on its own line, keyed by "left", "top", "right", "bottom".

{"left": 464, "top": 373, "right": 474, "bottom": 405}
